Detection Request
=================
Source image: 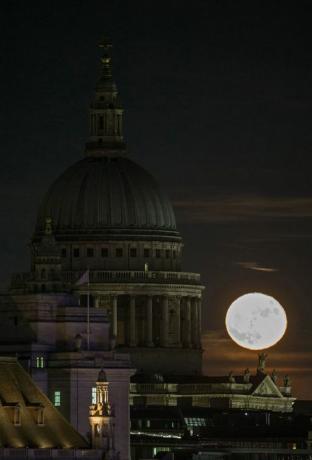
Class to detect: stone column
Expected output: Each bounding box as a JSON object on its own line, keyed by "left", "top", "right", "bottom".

{"left": 176, "top": 297, "right": 181, "bottom": 346}
{"left": 191, "top": 297, "right": 198, "bottom": 347}
{"left": 129, "top": 296, "right": 136, "bottom": 347}
{"left": 197, "top": 297, "right": 202, "bottom": 348}
{"left": 161, "top": 296, "right": 169, "bottom": 347}
{"left": 185, "top": 297, "right": 192, "bottom": 347}
{"left": 94, "top": 297, "right": 100, "bottom": 308}
{"left": 146, "top": 296, "right": 154, "bottom": 347}
{"left": 112, "top": 296, "right": 118, "bottom": 338}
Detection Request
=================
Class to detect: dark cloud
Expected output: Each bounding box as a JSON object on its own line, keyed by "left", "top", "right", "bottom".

{"left": 235, "top": 261, "right": 279, "bottom": 273}
{"left": 174, "top": 195, "right": 312, "bottom": 223}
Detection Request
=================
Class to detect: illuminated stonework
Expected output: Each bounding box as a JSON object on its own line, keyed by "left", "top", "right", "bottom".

{"left": 130, "top": 369, "right": 295, "bottom": 413}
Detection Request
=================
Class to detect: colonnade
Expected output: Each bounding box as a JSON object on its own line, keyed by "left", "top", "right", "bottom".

{"left": 107, "top": 295, "right": 202, "bottom": 349}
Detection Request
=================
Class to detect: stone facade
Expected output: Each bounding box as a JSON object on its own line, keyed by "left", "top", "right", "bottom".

{"left": 130, "top": 370, "right": 295, "bottom": 413}
{"left": 0, "top": 41, "right": 203, "bottom": 459}
{"left": 0, "top": 291, "right": 134, "bottom": 460}
{"left": 8, "top": 39, "right": 204, "bottom": 376}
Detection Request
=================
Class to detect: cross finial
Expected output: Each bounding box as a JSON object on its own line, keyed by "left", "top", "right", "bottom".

{"left": 45, "top": 217, "right": 53, "bottom": 235}
{"left": 98, "top": 37, "right": 113, "bottom": 67}
{"left": 98, "top": 37, "right": 112, "bottom": 51}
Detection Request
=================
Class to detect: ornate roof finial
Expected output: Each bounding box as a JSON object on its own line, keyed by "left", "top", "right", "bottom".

{"left": 98, "top": 37, "right": 113, "bottom": 54}
{"left": 257, "top": 352, "right": 268, "bottom": 374}
{"left": 85, "top": 38, "right": 126, "bottom": 158}
{"left": 98, "top": 37, "right": 113, "bottom": 80}
{"left": 243, "top": 368, "right": 251, "bottom": 383}
{"left": 271, "top": 369, "right": 278, "bottom": 383}
{"left": 44, "top": 217, "right": 53, "bottom": 236}
{"left": 98, "top": 368, "right": 107, "bottom": 382}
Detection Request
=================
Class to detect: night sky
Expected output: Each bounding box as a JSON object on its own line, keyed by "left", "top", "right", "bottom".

{"left": 1, "top": 1, "right": 312, "bottom": 397}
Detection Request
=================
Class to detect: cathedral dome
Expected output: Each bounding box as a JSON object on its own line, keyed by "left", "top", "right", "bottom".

{"left": 35, "top": 156, "right": 178, "bottom": 240}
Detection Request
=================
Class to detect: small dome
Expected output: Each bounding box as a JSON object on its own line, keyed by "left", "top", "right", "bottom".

{"left": 98, "top": 369, "right": 107, "bottom": 382}
{"left": 35, "top": 156, "right": 178, "bottom": 240}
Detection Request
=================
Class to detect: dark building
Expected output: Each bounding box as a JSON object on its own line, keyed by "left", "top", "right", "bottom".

{"left": 0, "top": 40, "right": 203, "bottom": 460}
{"left": 1, "top": 41, "right": 312, "bottom": 460}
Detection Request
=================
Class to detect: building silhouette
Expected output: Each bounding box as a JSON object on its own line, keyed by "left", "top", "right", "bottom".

{"left": 1, "top": 41, "right": 311, "bottom": 460}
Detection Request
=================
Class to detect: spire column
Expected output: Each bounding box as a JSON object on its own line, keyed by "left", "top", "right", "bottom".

{"left": 160, "top": 296, "right": 169, "bottom": 347}
{"left": 146, "top": 296, "right": 154, "bottom": 347}
{"left": 176, "top": 297, "right": 182, "bottom": 346}
{"left": 129, "top": 296, "right": 136, "bottom": 347}
{"left": 185, "top": 297, "right": 192, "bottom": 347}
{"left": 112, "top": 296, "right": 118, "bottom": 338}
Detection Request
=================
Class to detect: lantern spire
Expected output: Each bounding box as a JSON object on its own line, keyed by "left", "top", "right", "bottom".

{"left": 85, "top": 38, "right": 126, "bottom": 157}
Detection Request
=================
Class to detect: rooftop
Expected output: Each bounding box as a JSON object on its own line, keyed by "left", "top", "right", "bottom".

{"left": 0, "top": 357, "right": 88, "bottom": 449}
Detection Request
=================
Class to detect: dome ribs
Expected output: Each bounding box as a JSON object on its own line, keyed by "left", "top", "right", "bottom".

{"left": 35, "top": 157, "right": 178, "bottom": 239}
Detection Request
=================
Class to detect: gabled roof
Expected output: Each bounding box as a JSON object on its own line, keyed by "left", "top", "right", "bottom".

{"left": 0, "top": 357, "right": 88, "bottom": 448}
{"left": 251, "top": 374, "right": 284, "bottom": 398}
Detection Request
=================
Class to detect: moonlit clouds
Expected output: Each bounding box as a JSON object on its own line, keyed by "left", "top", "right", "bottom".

{"left": 173, "top": 194, "right": 312, "bottom": 223}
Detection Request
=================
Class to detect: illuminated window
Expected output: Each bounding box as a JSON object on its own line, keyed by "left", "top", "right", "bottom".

{"left": 153, "top": 448, "right": 170, "bottom": 456}
{"left": 36, "top": 356, "right": 45, "bottom": 368}
{"left": 92, "top": 387, "right": 97, "bottom": 404}
{"left": 184, "top": 417, "right": 206, "bottom": 427}
{"left": 54, "top": 391, "right": 61, "bottom": 407}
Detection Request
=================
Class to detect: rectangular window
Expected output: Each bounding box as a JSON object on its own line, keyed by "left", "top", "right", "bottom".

{"left": 172, "top": 250, "right": 176, "bottom": 259}
{"left": 130, "top": 248, "right": 137, "bottom": 257}
{"left": 87, "top": 247, "right": 94, "bottom": 258}
{"left": 144, "top": 248, "right": 150, "bottom": 258}
{"left": 73, "top": 248, "right": 80, "bottom": 258}
{"left": 92, "top": 387, "right": 97, "bottom": 404}
{"left": 54, "top": 391, "right": 61, "bottom": 407}
{"left": 165, "top": 249, "right": 170, "bottom": 259}
{"left": 61, "top": 248, "right": 67, "bottom": 258}
{"left": 101, "top": 247, "right": 108, "bottom": 257}
{"left": 155, "top": 249, "right": 161, "bottom": 258}
{"left": 36, "top": 356, "right": 44, "bottom": 369}
{"left": 116, "top": 248, "right": 123, "bottom": 257}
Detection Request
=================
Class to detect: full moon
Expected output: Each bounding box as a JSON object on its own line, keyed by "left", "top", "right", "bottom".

{"left": 225, "top": 293, "right": 287, "bottom": 350}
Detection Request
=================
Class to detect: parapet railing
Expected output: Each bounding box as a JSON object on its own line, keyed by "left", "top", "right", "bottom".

{"left": 68, "top": 270, "right": 201, "bottom": 285}
{"left": 11, "top": 269, "right": 201, "bottom": 288}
